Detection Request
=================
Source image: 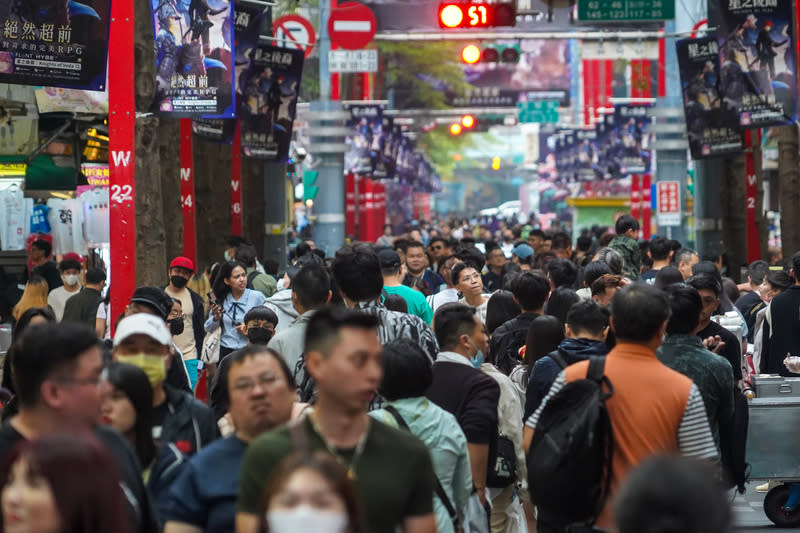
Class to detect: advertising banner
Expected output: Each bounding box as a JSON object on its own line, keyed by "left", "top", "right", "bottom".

{"left": 0, "top": 0, "right": 111, "bottom": 91}
{"left": 677, "top": 36, "right": 744, "bottom": 159}
{"left": 152, "top": 0, "right": 235, "bottom": 117}
{"left": 612, "top": 105, "right": 652, "bottom": 175}
{"left": 345, "top": 104, "right": 382, "bottom": 175}
{"left": 191, "top": 118, "right": 235, "bottom": 144}
{"left": 238, "top": 44, "right": 304, "bottom": 160}
{"left": 717, "top": 0, "right": 797, "bottom": 127}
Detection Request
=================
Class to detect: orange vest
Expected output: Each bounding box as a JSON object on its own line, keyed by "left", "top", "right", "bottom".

{"left": 564, "top": 342, "right": 692, "bottom": 527}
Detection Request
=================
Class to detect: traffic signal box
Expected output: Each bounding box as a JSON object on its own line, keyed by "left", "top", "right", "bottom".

{"left": 438, "top": 2, "right": 517, "bottom": 28}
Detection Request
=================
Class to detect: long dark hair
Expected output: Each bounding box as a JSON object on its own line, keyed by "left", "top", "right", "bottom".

{"left": 524, "top": 315, "right": 565, "bottom": 378}
{"left": 211, "top": 261, "right": 247, "bottom": 302}
{"left": 0, "top": 433, "right": 132, "bottom": 533}
{"left": 485, "top": 290, "right": 521, "bottom": 335}
{"left": 106, "top": 362, "right": 157, "bottom": 469}
{"left": 12, "top": 306, "right": 56, "bottom": 343}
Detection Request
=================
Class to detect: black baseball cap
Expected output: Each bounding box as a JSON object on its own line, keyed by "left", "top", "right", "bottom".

{"left": 286, "top": 253, "right": 325, "bottom": 280}
{"left": 129, "top": 286, "right": 173, "bottom": 320}
{"left": 377, "top": 249, "right": 402, "bottom": 271}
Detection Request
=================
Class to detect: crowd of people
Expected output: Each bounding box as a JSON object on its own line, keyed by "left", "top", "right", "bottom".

{"left": 0, "top": 211, "right": 792, "bottom": 532}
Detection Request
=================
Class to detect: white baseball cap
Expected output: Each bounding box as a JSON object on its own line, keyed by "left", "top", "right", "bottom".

{"left": 113, "top": 313, "right": 172, "bottom": 348}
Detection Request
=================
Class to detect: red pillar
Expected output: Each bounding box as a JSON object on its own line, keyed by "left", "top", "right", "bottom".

{"left": 231, "top": 123, "right": 243, "bottom": 235}
{"left": 744, "top": 130, "right": 760, "bottom": 262}
{"left": 179, "top": 119, "right": 198, "bottom": 265}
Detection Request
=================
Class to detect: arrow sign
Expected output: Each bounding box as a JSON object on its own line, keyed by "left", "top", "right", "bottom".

{"left": 328, "top": 2, "right": 377, "bottom": 50}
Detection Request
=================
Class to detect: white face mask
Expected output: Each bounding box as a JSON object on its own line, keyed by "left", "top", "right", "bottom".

{"left": 224, "top": 250, "right": 233, "bottom": 262}
{"left": 62, "top": 274, "right": 80, "bottom": 287}
{"left": 266, "top": 506, "right": 348, "bottom": 533}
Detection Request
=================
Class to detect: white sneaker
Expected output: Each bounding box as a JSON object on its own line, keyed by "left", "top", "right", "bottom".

{"left": 756, "top": 482, "right": 770, "bottom": 492}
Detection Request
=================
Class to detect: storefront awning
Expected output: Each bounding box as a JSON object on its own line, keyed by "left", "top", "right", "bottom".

{"left": 0, "top": 155, "right": 77, "bottom": 191}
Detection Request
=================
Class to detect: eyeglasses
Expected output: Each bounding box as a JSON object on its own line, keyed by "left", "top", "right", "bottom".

{"left": 459, "top": 274, "right": 482, "bottom": 283}
{"left": 232, "top": 374, "right": 279, "bottom": 392}
{"left": 60, "top": 368, "right": 108, "bottom": 388}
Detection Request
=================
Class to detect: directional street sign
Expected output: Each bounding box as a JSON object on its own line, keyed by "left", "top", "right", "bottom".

{"left": 273, "top": 14, "right": 317, "bottom": 58}
{"left": 329, "top": 49, "right": 379, "bottom": 73}
{"left": 577, "top": 0, "right": 675, "bottom": 22}
{"left": 517, "top": 101, "right": 559, "bottom": 124}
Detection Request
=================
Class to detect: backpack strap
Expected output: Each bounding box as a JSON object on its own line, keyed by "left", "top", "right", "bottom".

{"left": 586, "top": 356, "right": 606, "bottom": 382}
{"left": 549, "top": 348, "right": 569, "bottom": 370}
{"left": 384, "top": 405, "right": 461, "bottom": 528}
{"left": 288, "top": 416, "right": 311, "bottom": 459}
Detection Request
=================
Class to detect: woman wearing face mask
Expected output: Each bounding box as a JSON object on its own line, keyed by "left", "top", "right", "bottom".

{"left": 453, "top": 263, "right": 491, "bottom": 326}
{"left": 209, "top": 306, "right": 279, "bottom": 422}
{"left": 45, "top": 255, "right": 83, "bottom": 322}
{"left": 204, "top": 261, "right": 267, "bottom": 361}
{"left": 0, "top": 433, "right": 132, "bottom": 533}
{"left": 260, "top": 451, "right": 364, "bottom": 533}
{"left": 101, "top": 362, "right": 186, "bottom": 523}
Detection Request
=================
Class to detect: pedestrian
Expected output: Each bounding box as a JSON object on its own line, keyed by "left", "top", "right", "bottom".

{"left": 268, "top": 264, "right": 331, "bottom": 379}
{"left": 524, "top": 284, "right": 718, "bottom": 531}
{"left": 236, "top": 244, "right": 277, "bottom": 298}
{"left": 640, "top": 237, "right": 674, "bottom": 284}
{"left": 427, "top": 255, "right": 463, "bottom": 312}
{"left": 427, "top": 303, "right": 500, "bottom": 511}
{"left": 264, "top": 253, "right": 325, "bottom": 334}
{"left": 1, "top": 433, "right": 133, "bottom": 533}
{"left": 490, "top": 271, "right": 551, "bottom": 375}
{"left": 543, "top": 286, "right": 580, "bottom": 325}
{"left": 11, "top": 277, "right": 49, "bottom": 325}
{"left": 546, "top": 258, "right": 578, "bottom": 290}
{"left": 379, "top": 249, "right": 433, "bottom": 324}
{"left": 483, "top": 243, "right": 507, "bottom": 293}
{"left": 112, "top": 314, "right": 218, "bottom": 455}
{"left": 485, "top": 290, "right": 521, "bottom": 336}
{"left": 205, "top": 261, "right": 267, "bottom": 361}
{"left": 163, "top": 346, "right": 297, "bottom": 533}
{"left": 404, "top": 241, "right": 444, "bottom": 294}
{"left": 453, "top": 263, "right": 491, "bottom": 326}
{"left": 591, "top": 274, "right": 624, "bottom": 306}
{"left": 27, "top": 239, "right": 61, "bottom": 292}
{"left": 1, "top": 307, "right": 56, "bottom": 397}
{"left": 237, "top": 307, "right": 438, "bottom": 533}
{"left": 674, "top": 248, "right": 700, "bottom": 280}
{"left": 260, "top": 452, "right": 365, "bottom": 533}
{"left": 0, "top": 322, "right": 158, "bottom": 532}
{"left": 576, "top": 261, "right": 612, "bottom": 300}
{"left": 62, "top": 267, "right": 106, "bottom": 329}
{"left": 371, "top": 340, "right": 473, "bottom": 533}
{"left": 46, "top": 254, "right": 83, "bottom": 321}
{"left": 759, "top": 251, "right": 800, "bottom": 375}
{"left": 510, "top": 243, "right": 534, "bottom": 271}
{"left": 164, "top": 257, "right": 206, "bottom": 390}
{"left": 608, "top": 215, "right": 641, "bottom": 281}
{"left": 331, "top": 244, "right": 439, "bottom": 363}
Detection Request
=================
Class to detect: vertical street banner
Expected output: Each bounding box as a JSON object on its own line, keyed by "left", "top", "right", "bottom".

{"left": 345, "top": 104, "right": 383, "bottom": 176}
{"left": 151, "top": 0, "right": 235, "bottom": 117}
{"left": 0, "top": 0, "right": 111, "bottom": 90}
{"left": 233, "top": 2, "right": 266, "bottom": 67}
{"left": 613, "top": 105, "right": 653, "bottom": 175}
{"left": 677, "top": 36, "right": 744, "bottom": 159}
{"left": 373, "top": 115, "right": 395, "bottom": 179}
{"left": 191, "top": 118, "right": 236, "bottom": 143}
{"left": 239, "top": 44, "right": 304, "bottom": 160}
{"left": 717, "top": 0, "right": 797, "bottom": 127}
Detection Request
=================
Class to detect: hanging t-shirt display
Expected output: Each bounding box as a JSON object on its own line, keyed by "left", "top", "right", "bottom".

{"left": 0, "top": 185, "right": 26, "bottom": 251}
{"left": 79, "top": 189, "right": 109, "bottom": 245}
{"left": 47, "top": 199, "right": 86, "bottom": 255}
{"left": 30, "top": 204, "right": 51, "bottom": 235}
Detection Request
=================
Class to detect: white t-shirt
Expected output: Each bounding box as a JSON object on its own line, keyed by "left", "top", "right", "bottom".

{"left": 48, "top": 285, "right": 81, "bottom": 321}
{"left": 96, "top": 302, "right": 111, "bottom": 340}
{"left": 0, "top": 186, "right": 25, "bottom": 251}
{"left": 47, "top": 199, "right": 85, "bottom": 255}
{"left": 165, "top": 285, "right": 197, "bottom": 360}
{"left": 79, "top": 189, "right": 109, "bottom": 244}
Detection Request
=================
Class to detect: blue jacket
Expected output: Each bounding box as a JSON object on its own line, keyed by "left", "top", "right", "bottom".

{"left": 524, "top": 338, "right": 608, "bottom": 420}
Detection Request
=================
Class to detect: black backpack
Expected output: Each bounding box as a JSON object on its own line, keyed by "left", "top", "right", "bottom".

{"left": 527, "top": 357, "right": 614, "bottom": 529}
{"left": 245, "top": 270, "right": 260, "bottom": 290}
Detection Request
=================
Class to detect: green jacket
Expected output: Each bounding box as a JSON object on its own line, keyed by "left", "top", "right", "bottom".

{"left": 609, "top": 234, "right": 641, "bottom": 280}
{"left": 245, "top": 267, "right": 277, "bottom": 298}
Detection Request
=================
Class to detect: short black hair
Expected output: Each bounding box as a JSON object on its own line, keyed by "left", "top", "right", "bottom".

{"left": 609, "top": 284, "right": 671, "bottom": 343}
{"left": 243, "top": 306, "right": 279, "bottom": 326}
{"left": 31, "top": 239, "right": 52, "bottom": 257}
{"left": 85, "top": 267, "right": 107, "bottom": 285}
{"left": 406, "top": 240, "right": 425, "bottom": 252}
{"left": 550, "top": 232, "right": 571, "bottom": 251}
{"left": 294, "top": 241, "right": 312, "bottom": 259}
{"left": 331, "top": 244, "right": 383, "bottom": 302}
{"left": 691, "top": 260, "right": 719, "bottom": 278}
{"left": 451, "top": 262, "right": 479, "bottom": 286}
{"left": 304, "top": 306, "right": 380, "bottom": 357}
{"left": 664, "top": 284, "right": 702, "bottom": 334}
{"left": 546, "top": 258, "right": 578, "bottom": 289}
{"left": 58, "top": 259, "right": 82, "bottom": 273}
{"left": 393, "top": 238, "right": 410, "bottom": 254}
{"left": 615, "top": 215, "right": 640, "bottom": 235}
{"left": 649, "top": 237, "right": 672, "bottom": 261}
{"left": 792, "top": 251, "right": 800, "bottom": 278}
{"left": 747, "top": 260, "right": 769, "bottom": 285}
{"left": 225, "top": 235, "right": 249, "bottom": 248}
{"left": 545, "top": 287, "right": 580, "bottom": 325}
{"left": 226, "top": 345, "right": 296, "bottom": 404}
{"left": 529, "top": 229, "right": 545, "bottom": 239}
{"left": 686, "top": 272, "right": 722, "bottom": 297}
{"left": 510, "top": 271, "right": 551, "bottom": 310}
{"left": 11, "top": 322, "right": 100, "bottom": 408}
{"left": 583, "top": 261, "right": 612, "bottom": 288}
{"left": 455, "top": 246, "right": 485, "bottom": 272}
{"left": 383, "top": 293, "right": 409, "bottom": 313}
{"left": 378, "top": 340, "right": 432, "bottom": 401}
{"left": 292, "top": 264, "right": 330, "bottom": 309}
{"left": 654, "top": 266, "right": 685, "bottom": 289}
{"left": 262, "top": 258, "right": 279, "bottom": 276}
{"left": 766, "top": 269, "right": 793, "bottom": 291}
{"left": 429, "top": 236, "right": 447, "bottom": 248}
{"left": 234, "top": 244, "right": 259, "bottom": 268}
{"left": 566, "top": 299, "right": 609, "bottom": 337}
{"left": 576, "top": 235, "right": 592, "bottom": 252}
{"left": 433, "top": 303, "right": 478, "bottom": 352}
{"left": 615, "top": 456, "right": 731, "bottom": 533}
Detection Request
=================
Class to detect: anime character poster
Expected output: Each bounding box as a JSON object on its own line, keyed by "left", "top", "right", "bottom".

{"left": 345, "top": 104, "right": 382, "bottom": 176}
{"left": 238, "top": 44, "right": 304, "bottom": 160}
{"left": 151, "top": 0, "right": 235, "bottom": 117}
{"left": 372, "top": 115, "right": 395, "bottom": 180}
{"left": 191, "top": 118, "right": 235, "bottom": 144}
{"left": 612, "top": 105, "right": 653, "bottom": 175}
{"left": 0, "top": 0, "right": 111, "bottom": 90}
{"left": 677, "top": 36, "right": 744, "bottom": 159}
{"left": 716, "top": 0, "right": 797, "bottom": 127}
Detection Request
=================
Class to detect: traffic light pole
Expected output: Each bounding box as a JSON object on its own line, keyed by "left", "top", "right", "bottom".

{"left": 264, "top": 161, "right": 289, "bottom": 273}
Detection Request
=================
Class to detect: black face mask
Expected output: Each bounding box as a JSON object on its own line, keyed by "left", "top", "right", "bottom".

{"left": 168, "top": 317, "right": 185, "bottom": 336}
{"left": 170, "top": 275, "right": 189, "bottom": 289}
{"left": 247, "top": 327, "right": 273, "bottom": 345}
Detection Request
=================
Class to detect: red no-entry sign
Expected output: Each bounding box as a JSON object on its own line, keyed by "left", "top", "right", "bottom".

{"left": 328, "top": 2, "right": 377, "bottom": 50}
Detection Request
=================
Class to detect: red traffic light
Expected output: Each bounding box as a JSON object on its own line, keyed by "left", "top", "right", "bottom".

{"left": 461, "top": 115, "right": 476, "bottom": 128}
{"left": 461, "top": 44, "right": 481, "bottom": 64}
{"left": 438, "top": 3, "right": 516, "bottom": 28}
{"left": 450, "top": 123, "right": 463, "bottom": 135}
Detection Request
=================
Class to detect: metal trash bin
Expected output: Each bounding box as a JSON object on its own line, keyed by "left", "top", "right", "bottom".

{"left": 747, "top": 374, "right": 800, "bottom": 480}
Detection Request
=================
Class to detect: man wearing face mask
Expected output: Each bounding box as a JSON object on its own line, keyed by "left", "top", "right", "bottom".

{"left": 164, "top": 257, "right": 206, "bottom": 389}
{"left": 113, "top": 313, "right": 219, "bottom": 455}
{"left": 426, "top": 303, "right": 500, "bottom": 509}
{"left": 209, "top": 306, "right": 279, "bottom": 420}
{"left": 47, "top": 253, "right": 83, "bottom": 321}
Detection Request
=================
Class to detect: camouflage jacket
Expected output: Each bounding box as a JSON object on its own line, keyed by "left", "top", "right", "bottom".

{"left": 609, "top": 234, "right": 642, "bottom": 281}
